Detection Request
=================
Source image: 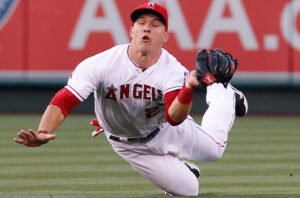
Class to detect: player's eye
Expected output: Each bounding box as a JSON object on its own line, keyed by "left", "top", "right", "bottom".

{"left": 137, "top": 19, "right": 145, "bottom": 25}
{"left": 152, "top": 20, "right": 162, "bottom": 28}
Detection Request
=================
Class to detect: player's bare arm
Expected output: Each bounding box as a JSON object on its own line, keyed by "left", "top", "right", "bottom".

{"left": 14, "top": 87, "right": 81, "bottom": 147}
{"left": 168, "top": 70, "right": 199, "bottom": 122}
{"left": 38, "top": 104, "right": 65, "bottom": 132}
{"left": 14, "top": 105, "right": 63, "bottom": 147}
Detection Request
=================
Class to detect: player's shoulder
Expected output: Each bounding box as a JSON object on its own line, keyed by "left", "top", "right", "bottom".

{"left": 100, "top": 44, "right": 129, "bottom": 55}
{"left": 74, "top": 44, "right": 129, "bottom": 73}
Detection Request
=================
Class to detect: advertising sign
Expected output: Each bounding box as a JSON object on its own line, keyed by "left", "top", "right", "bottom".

{"left": 0, "top": 0, "right": 299, "bottom": 85}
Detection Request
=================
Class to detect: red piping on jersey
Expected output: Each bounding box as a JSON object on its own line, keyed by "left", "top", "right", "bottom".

{"left": 66, "top": 85, "right": 85, "bottom": 101}
{"left": 164, "top": 86, "right": 183, "bottom": 93}
{"left": 186, "top": 117, "right": 227, "bottom": 147}
{"left": 226, "top": 94, "right": 236, "bottom": 135}
{"left": 50, "top": 88, "right": 81, "bottom": 117}
{"left": 127, "top": 45, "right": 144, "bottom": 70}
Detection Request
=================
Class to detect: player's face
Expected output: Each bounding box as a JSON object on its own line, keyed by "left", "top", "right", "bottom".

{"left": 130, "top": 14, "right": 170, "bottom": 54}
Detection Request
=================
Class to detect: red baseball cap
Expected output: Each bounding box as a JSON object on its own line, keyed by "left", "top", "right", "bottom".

{"left": 130, "top": 2, "right": 168, "bottom": 31}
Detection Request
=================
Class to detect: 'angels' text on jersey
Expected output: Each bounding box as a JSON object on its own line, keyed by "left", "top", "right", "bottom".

{"left": 105, "top": 83, "right": 163, "bottom": 102}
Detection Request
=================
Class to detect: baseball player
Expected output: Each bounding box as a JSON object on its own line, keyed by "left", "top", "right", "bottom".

{"left": 14, "top": 3, "right": 248, "bottom": 196}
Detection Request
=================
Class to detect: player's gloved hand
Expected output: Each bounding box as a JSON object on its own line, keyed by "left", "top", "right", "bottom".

{"left": 14, "top": 129, "right": 56, "bottom": 147}
{"left": 90, "top": 119, "right": 104, "bottom": 137}
{"left": 195, "top": 48, "right": 238, "bottom": 87}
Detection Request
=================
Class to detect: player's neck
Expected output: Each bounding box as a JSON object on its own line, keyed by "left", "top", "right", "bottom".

{"left": 129, "top": 46, "right": 162, "bottom": 69}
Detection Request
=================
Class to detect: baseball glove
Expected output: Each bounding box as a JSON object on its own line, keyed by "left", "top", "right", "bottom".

{"left": 195, "top": 48, "right": 238, "bottom": 87}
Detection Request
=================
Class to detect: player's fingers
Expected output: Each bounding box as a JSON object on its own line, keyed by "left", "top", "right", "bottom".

{"left": 28, "top": 129, "right": 38, "bottom": 138}
{"left": 14, "top": 138, "right": 41, "bottom": 147}
{"left": 20, "top": 130, "right": 34, "bottom": 141}
{"left": 17, "top": 131, "right": 28, "bottom": 140}
{"left": 186, "top": 70, "right": 199, "bottom": 88}
{"left": 190, "top": 70, "right": 196, "bottom": 76}
{"left": 14, "top": 138, "right": 28, "bottom": 145}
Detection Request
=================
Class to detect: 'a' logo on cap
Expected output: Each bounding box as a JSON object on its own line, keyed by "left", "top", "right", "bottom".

{"left": 147, "top": 3, "right": 155, "bottom": 9}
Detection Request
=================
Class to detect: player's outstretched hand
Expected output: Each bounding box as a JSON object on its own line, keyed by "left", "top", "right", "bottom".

{"left": 14, "top": 129, "right": 56, "bottom": 147}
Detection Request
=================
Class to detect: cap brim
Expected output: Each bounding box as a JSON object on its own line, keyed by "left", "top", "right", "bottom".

{"left": 131, "top": 9, "right": 166, "bottom": 26}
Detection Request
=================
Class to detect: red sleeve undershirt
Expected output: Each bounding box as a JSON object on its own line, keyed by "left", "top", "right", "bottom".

{"left": 164, "top": 90, "right": 181, "bottom": 126}
{"left": 164, "top": 83, "right": 195, "bottom": 126}
{"left": 50, "top": 88, "right": 81, "bottom": 118}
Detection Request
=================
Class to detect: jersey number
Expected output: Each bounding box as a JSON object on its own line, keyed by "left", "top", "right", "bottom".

{"left": 145, "top": 105, "right": 159, "bottom": 119}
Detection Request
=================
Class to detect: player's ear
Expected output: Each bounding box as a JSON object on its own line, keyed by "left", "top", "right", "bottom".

{"left": 163, "top": 32, "right": 171, "bottom": 43}
{"left": 129, "top": 27, "right": 134, "bottom": 39}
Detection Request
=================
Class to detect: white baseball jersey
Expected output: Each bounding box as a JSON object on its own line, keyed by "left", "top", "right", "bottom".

{"left": 66, "top": 44, "right": 188, "bottom": 138}
{"left": 64, "top": 44, "right": 237, "bottom": 196}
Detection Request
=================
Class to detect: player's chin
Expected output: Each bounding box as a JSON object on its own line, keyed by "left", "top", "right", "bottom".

{"left": 139, "top": 42, "right": 151, "bottom": 48}
{"left": 138, "top": 46, "right": 152, "bottom": 54}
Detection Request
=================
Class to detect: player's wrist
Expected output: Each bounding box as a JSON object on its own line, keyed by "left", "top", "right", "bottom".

{"left": 177, "top": 82, "right": 194, "bottom": 104}
{"left": 37, "top": 130, "right": 49, "bottom": 134}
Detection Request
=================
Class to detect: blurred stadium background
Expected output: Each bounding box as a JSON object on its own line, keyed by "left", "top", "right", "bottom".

{"left": 1, "top": 0, "right": 300, "bottom": 114}
{"left": 0, "top": 0, "right": 300, "bottom": 197}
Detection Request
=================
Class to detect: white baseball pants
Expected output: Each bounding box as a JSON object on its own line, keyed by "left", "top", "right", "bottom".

{"left": 106, "top": 83, "right": 236, "bottom": 196}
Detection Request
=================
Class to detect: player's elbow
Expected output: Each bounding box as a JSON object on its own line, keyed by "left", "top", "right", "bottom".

{"left": 166, "top": 111, "right": 184, "bottom": 126}
{"left": 167, "top": 120, "right": 182, "bottom": 126}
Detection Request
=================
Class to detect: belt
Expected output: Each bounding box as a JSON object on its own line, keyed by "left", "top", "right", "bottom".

{"left": 109, "top": 128, "right": 160, "bottom": 143}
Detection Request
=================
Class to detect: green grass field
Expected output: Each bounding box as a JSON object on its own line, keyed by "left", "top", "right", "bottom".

{"left": 0, "top": 114, "right": 299, "bottom": 198}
